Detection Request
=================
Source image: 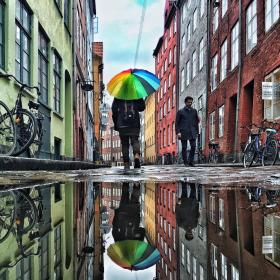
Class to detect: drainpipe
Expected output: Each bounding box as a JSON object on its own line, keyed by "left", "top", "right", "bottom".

{"left": 205, "top": 0, "right": 211, "bottom": 153}
{"left": 234, "top": 0, "right": 243, "bottom": 162}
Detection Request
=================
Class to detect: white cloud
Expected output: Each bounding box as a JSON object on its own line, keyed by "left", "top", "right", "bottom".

{"left": 95, "top": 0, "right": 165, "bottom": 104}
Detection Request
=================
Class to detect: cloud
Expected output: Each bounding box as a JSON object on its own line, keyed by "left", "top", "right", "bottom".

{"left": 95, "top": 0, "right": 165, "bottom": 104}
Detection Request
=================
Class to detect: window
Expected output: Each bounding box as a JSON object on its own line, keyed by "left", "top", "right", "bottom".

{"left": 164, "top": 128, "right": 166, "bottom": 146}
{"left": 221, "top": 253, "right": 227, "bottom": 280}
{"left": 186, "top": 249, "right": 191, "bottom": 273}
{"left": 54, "top": 225, "right": 62, "bottom": 279}
{"left": 181, "top": 68, "right": 185, "bottom": 92}
{"left": 231, "top": 21, "right": 239, "bottom": 70}
{"left": 173, "top": 46, "right": 176, "bottom": 65}
{"left": 168, "top": 97, "right": 171, "bottom": 112}
{"left": 219, "top": 105, "right": 224, "bottom": 137}
{"left": 187, "top": 22, "right": 191, "bottom": 42}
{"left": 186, "top": 61, "right": 190, "bottom": 86}
{"left": 193, "top": 9, "right": 197, "bottom": 31}
{"left": 169, "top": 248, "right": 172, "bottom": 261}
{"left": 174, "top": 15, "right": 177, "bottom": 33}
{"left": 200, "top": 0, "right": 205, "bottom": 17}
{"left": 53, "top": 52, "right": 61, "bottom": 113}
{"left": 169, "top": 49, "right": 172, "bottom": 64}
{"left": 164, "top": 102, "right": 166, "bottom": 116}
{"left": 173, "top": 227, "right": 176, "bottom": 249}
{"left": 193, "top": 257, "right": 197, "bottom": 280}
{"left": 211, "top": 54, "right": 218, "bottom": 90}
{"left": 168, "top": 125, "right": 170, "bottom": 145}
{"left": 0, "top": 0, "right": 4, "bottom": 69}
{"left": 265, "top": 0, "right": 279, "bottom": 31}
{"left": 209, "top": 194, "right": 216, "bottom": 223}
{"left": 220, "top": 39, "right": 227, "bottom": 81}
{"left": 222, "top": 0, "right": 228, "bottom": 17}
{"left": 168, "top": 73, "right": 171, "bottom": 88}
{"left": 164, "top": 80, "right": 167, "bottom": 93}
{"left": 246, "top": 0, "right": 257, "bottom": 53}
{"left": 64, "top": 0, "right": 70, "bottom": 26}
{"left": 213, "top": 7, "right": 219, "bottom": 32}
{"left": 15, "top": 0, "right": 31, "bottom": 84}
{"left": 181, "top": 243, "right": 185, "bottom": 265}
{"left": 192, "top": 50, "right": 197, "bottom": 79}
{"left": 165, "top": 58, "right": 167, "bottom": 71}
{"left": 38, "top": 30, "right": 49, "bottom": 104}
{"left": 181, "top": 33, "right": 186, "bottom": 54}
{"left": 199, "top": 38, "right": 204, "bottom": 70}
{"left": 231, "top": 265, "right": 239, "bottom": 280}
{"left": 16, "top": 257, "right": 31, "bottom": 280}
{"left": 211, "top": 244, "right": 218, "bottom": 279}
{"left": 40, "top": 235, "right": 49, "bottom": 280}
{"left": 264, "top": 214, "right": 280, "bottom": 266}
{"left": 187, "top": 0, "right": 191, "bottom": 9}
{"left": 182, "top": 1, "right": 186, "bottom": 23}
{"left": 168, "top": 221, "right": 171, "bottom": 236}
{"left": 172, "top": 85, "right": 176, "bottom": 107}
{"left": 165, "top": 37, "right": 167, "bottom": 50}
{"left": 219, "top": 198, "right": 225, "bottom": 229}
{"left": 200, "top": 265, "right": 204, "bottom": 280}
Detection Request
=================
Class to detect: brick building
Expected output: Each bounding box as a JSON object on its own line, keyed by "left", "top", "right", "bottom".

{"left": 207, "top": 0, "right": 280, "bottom": 161}
{"left": 206, "top": 186, "right": 280, "bottom": 279}
{"left": 156, "top": 182, "right": 177, "bottom": 280}
{"left": 154, "top": 1, "right": 178, "bottom": 165}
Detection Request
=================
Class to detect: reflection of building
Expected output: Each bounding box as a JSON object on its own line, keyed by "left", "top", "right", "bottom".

{"left": 206, "top": 187, "right": 280, "bottom": 280}
{"left": 144, "top": 182, "right": 156, "bottom": 246}
{"left": 178, "top": 183, "right": 207, "bottom": 279}
{"left": 154, "top": 1, "right": 177, "bottom": 165}
{"left": 206, "top": 1, "right": 280, "bottom": 161}
{"left": 156, "top": 182, "right": 177, "bottom": 280}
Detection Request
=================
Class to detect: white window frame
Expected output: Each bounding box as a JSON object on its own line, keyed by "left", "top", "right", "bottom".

{"left": 221, "top": 39, "right": 227, "bottom": 81}
{"left": 219, "top": 198, "right": 225, "bottom": 229}
{"left": 222, "top": 0, "right": 228, "bottom": 17}
{"left": 200, "top": 0, "right": 205, "bottom": 17}
{"left": 186, "top": 60, "right": 190, "bottom": 86}
{"left": 172, "top": 85, "right": 176, "bottom": 107}
{"left": 265, "top": 0, "right": 279, "bottom": 32}
{"left": 193, "top": 9, "right": 198, "bottom": 31}
{"left": 209, "top": 193, "right": 216, "bottom": 223}
{"left": 211, "top": 54, "right": 218, "bottom": 91}
{"left": 169, "top": 49, "right": 172, "bottom": 64}
{"left": 219, "top": 105, "right": 224, "bottom": 137}
{"left": 181, "top": 33, "right": 186, "bottom": 54}
{"left": 168, "top": 73, "right": 171, "bottom": 88}
{"left": 192, "top": 50, "right": 197, "bottom": 79}
{"left": 213, "top": 7, "right": 219, "bottom": 33}
{"left": 231, "top": 265, "right": 239, "bottom": 280}
{"left": 187, "top": 22, "right": 191, "bottom": 42}
{"left": 211, "top": 243, "right": 219, "bottom": 279}
{"left": 187, "top": 249, "right": 191, "bottom": 273}
{"left": 231, "top": 21, "right": 239, "bottom": 70}
{"left": 193, "top": 257, "right": 197, "bottom": 280}
{"left": 181, "top": 243, "right": 185, "bottom": 265}
{"left": 246, "top": 0, "right": 257, "bottom": 53}
{"left": 181, "top": 68, "right": 185, "bottom": 92}
{"left": 221, "top": 253, "right": 227, "bottom": 280}
{"left": 199, "top": 38, "right": 204, "bottom": 70}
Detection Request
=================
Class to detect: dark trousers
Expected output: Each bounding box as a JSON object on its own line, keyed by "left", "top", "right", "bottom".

{"left": 119, "top": 135, "right": 140, "bottom": 163}
{"left": 181, "top": 182, "right": 196, "bottom": 199}
{"left": 181, "top": 139, "right": 196, "bottom": 164}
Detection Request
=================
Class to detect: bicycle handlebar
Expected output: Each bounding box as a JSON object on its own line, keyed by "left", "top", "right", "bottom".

{"left": 0, "top": 73, "right": 41, "bottom": 96}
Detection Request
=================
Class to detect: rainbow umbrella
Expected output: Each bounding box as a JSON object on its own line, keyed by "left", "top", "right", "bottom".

{"left": 107, "top": 69, "right": 160, "bottom": 100}
{"left": 107, "top": 240, "right": 160, "bottom": 271}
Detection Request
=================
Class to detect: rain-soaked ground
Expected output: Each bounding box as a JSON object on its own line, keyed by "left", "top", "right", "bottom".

{"left": 0, "top": 165, "right": 280, "bottom": 279}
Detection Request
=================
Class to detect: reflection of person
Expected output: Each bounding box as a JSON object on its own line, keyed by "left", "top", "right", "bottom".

{"left": 112, "top": 98, "right": 145, "bottom": 170}
{"left": 176, "top": 182, "right": 199, "bottom": 240}
{"left": 175, "top": 96, "right": 199, "bottom": 167}
{"left": 112, "top": 182, "right": 145, "bottom": 241}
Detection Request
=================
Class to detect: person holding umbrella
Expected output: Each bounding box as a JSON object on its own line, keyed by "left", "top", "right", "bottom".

{"left": 108, "top": 69, "right": 160, "bottom": 170}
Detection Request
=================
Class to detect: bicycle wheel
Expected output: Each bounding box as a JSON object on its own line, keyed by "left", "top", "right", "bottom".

{"left": 28, "top": 121, "right": 43, "bottom": 158}
{"left": 0, "top": 191, "right": 16, "bottom": 243}
{"left": 262, "top": 139, "right": 278, "bottom": 166}
{"left": 14, "top": 190, "right": 38, "bottom": 234}
{"left": 243, "top": 142, "right": 256, "bottom": 168}
{"left": 11, "top": 109, "right": 37, "bottom": 156}
{"left": 0, "top": 101, "right": 16, "bottom": 156}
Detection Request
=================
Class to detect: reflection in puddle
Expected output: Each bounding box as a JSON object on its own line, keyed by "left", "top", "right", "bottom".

{"left": 0, "top": 180, "right": 280, "bottom": 279}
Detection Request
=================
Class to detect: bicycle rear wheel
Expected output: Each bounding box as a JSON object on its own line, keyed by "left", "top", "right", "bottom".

{"left": 262, "top": 139, "right": 278, "bottom": 166}
{"left": 0, "top": 101, "right": 16, "bottom": 156}
{"left": 11, "top": 109, "right": 37, "bottom": 156}
{"left": 243, "top": 142, "right": 256, "bottom": 168}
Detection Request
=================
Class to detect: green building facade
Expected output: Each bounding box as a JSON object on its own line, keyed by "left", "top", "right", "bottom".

{"left": 0, "top": 0, "right": 73, "bottom": 159}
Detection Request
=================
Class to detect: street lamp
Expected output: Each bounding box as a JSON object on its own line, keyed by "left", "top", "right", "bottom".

{"left": 76, "top": 79, "right": 94, "bottom": 92}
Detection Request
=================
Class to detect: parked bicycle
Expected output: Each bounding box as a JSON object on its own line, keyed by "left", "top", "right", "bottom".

{"left": 0, "top": 73, "right": 41, "bottom": 156}
{"left": 208, "top": 141, "right": 220, "bottom": 164}
{"left": 0, "top": 188, "right": 43, "bottom": 267}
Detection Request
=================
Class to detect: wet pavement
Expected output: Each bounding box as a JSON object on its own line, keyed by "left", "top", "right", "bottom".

{"left": 0, "top": 165, "right": 280, "bottom": 279}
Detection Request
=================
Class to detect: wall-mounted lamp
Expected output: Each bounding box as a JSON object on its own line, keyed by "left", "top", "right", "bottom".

{"left": 77, "top": 246, "right": 94, "bottom": 260}
{"left": 77, "top": 79, "right": 95, "bottom": 92}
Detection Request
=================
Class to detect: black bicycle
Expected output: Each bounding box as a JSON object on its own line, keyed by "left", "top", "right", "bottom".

{"left": 0, "top": 73, "right": 40, "bottom": 156}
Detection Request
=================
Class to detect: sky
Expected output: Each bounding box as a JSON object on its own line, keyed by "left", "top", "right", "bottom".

{"left": 95, "top": 0, "right": 166, "bottom": 104}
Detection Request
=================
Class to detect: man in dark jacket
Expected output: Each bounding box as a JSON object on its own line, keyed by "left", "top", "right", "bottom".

{"left": 175, "top": 96, "right": 199, "bottom": 167}
{"left": 112, "top": 98, "right": 145, "bottom": 170}
{"left": 176, "top": 182, "right": 199, "bottom": 240}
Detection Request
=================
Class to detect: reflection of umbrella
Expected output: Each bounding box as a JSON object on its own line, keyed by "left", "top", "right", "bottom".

{"left": 107, "top": 69, "right": 160, "bottom": 100}
{"left": 107, "top": 240, "right": 160, "bottom": 270}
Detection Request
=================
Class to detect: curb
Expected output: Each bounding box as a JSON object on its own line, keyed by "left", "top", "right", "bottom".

{"left": 0, "top": 156, "right": 110, "bottom": 171}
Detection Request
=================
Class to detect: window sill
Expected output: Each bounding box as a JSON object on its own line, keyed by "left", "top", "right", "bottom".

{"left": 53, "top": 110, "right": 64, "bottom": 120}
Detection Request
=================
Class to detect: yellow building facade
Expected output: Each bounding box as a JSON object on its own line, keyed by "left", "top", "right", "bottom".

{"left": 144, "top": 94, "right": 156, "bottom": 164}
{"left": 144, "top": 182, "right": 156, "bottom": 246}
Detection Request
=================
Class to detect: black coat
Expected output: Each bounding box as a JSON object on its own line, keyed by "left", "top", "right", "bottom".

{"left": 175, "top": 107, "right": 199, "bottom": 140}
{"left": 112, "top": 98, "right": 145, "bottom": 134}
